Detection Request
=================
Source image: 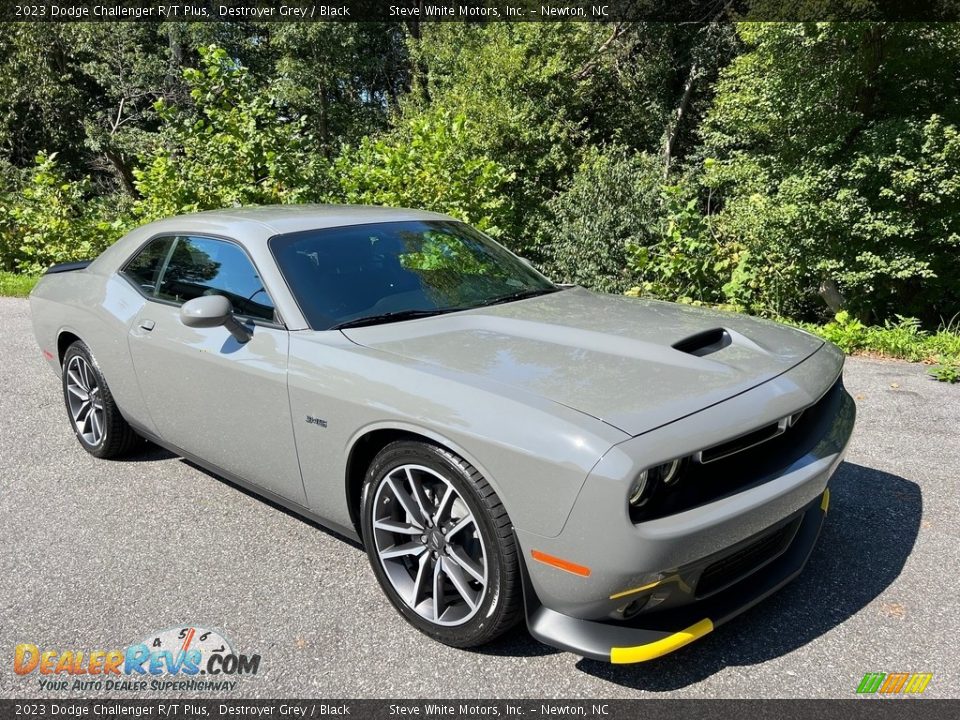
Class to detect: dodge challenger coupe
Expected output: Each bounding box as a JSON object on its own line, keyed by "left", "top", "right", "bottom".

{"left": 30, "top": 205, "right": 855, "bottom": 663}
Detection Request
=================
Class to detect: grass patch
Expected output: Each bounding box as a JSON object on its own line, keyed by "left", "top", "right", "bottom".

{"left": 0, "top": 272, "right": 39, "bottom": 297}
{"left": 800, "top": 312, "right": 960, "bottom": 384}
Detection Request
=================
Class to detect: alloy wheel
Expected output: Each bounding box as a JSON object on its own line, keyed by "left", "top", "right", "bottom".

{"left": 65, "top": 355, "right": 105, "bottom": 446}
{"left": 372, "top": 464, "right": 489, "bottom": 626}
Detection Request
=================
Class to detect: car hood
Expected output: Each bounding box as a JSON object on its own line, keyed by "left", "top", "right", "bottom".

{"left": 341, "top": 287, "right": 824, "bottom": 436}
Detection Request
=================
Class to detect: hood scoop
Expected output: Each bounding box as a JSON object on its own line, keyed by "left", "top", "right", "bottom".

{"left": 672, "top": 328, "right": 732, "bottom": 357}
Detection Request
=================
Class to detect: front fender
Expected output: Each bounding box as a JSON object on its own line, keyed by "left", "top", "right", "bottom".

{"left": 287, "top": 333, "right": 627, "bottom": 537}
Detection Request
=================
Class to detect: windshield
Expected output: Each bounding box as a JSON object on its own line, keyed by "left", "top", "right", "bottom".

{"left": 270, "top": 220, "right": 558, "bottom": 330}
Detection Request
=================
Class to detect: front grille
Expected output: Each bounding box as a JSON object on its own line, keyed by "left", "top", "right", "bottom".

{"left": 697, "top": 419, "right": 787, "bottom": 463}
{"left": 695, "top": 516, "right": 801, "bottom": 598}
{"left": 635, "top": 376, "right": 844, "bottom": 522}
{"left": 696, "top": 403, "right": 811, "bottom": 465}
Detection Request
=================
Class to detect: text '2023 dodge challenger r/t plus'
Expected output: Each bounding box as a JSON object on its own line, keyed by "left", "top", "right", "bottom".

{"left": 30, "top": 205, "right": 855, "bottom": 663}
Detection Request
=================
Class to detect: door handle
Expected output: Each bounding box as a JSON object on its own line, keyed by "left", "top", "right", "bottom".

{"left": 139, "top": 319, "right": 156, "bottom": 331}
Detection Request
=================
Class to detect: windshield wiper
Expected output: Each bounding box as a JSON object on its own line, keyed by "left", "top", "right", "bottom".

{"left": 331, "top": 309, "right": 452, "bottom": 330}
{"left": 472, "top": 287, "right": 560, "bottom": 309}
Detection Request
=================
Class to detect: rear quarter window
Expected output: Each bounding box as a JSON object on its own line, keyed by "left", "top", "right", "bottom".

{"left": 122, "top": 236, "right": 175, "bottom": 295}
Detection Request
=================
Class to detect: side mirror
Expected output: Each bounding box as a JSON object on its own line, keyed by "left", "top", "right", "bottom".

{"left": 180, "top": 295, "right": 252, "bottom": 343}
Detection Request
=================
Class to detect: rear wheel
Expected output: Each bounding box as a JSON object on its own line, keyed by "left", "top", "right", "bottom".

{"left": 360, "top": 440, "right": 523, "bottom": 648}
{"left": 61, "top": 341, "right": 139, "bottom": 459}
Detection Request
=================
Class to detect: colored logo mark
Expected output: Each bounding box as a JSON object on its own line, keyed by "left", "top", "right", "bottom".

{"left": 857, "top": 672, "right": 932, "bottom": 695}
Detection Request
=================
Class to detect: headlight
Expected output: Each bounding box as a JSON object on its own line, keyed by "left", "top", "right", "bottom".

{"left": 628, "top": 459, "right": 686, "bottom": 509}
{"left": 628, "top": 469, "right": 649, "bottom": 507}
{"left": 659, "top": 458, "right": 682, "bottom": 486}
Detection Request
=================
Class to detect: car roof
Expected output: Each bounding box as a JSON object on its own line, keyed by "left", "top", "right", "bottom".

{"left": 96, "top": 204, "right": 463, "bottom": 332}
{"left": 153, "top": 204, "right": 457, "bottom": 237}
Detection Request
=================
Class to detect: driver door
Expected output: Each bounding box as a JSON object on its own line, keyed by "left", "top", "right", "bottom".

{"left": 125, "top": 234, "right": 307, "bottom": 505}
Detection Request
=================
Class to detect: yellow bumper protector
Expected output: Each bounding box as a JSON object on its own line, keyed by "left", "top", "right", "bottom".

{"left": 610, "top": 618, "right": 714, "bottom": 664}
{"left": 611, "top": 491, "right": 829, "bottom": 662}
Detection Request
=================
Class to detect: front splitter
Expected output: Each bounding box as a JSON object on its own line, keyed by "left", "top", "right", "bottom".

{"left": 523, "top": 490, "right": 829, "bottom": 663}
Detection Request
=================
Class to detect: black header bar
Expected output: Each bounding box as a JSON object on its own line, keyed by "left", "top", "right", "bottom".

{"left": 2, "top": 0, "right": 960, "bottom": 23}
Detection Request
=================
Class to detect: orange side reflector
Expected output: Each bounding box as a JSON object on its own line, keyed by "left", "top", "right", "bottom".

{"left": 531, "top": 550, "right": 591, "bottom": 577}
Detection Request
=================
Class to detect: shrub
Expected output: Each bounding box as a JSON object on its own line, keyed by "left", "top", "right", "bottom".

{"left": 929, "top": 361, "right": 960, "bottom": 383}
{"left": 626, "top": 182, "right": 730, "bottom": 305}
{"left": 331, "top": 111, "right": 514, "bottom": 237}
{"left": 536, "top": 147, "right": 662, "bottom": 293}
{"left": 799, "top": 311, "right": 960, "bottom": 382}
{"left": 0, "top": 153, "right": 129, "bottom": 274}
{"left": 133, "top": 45, "right": 323, "bottom": 221}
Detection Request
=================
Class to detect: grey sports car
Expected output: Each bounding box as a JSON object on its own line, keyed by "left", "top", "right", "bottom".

{"left": 30, "top": 205, "right": 855, "bottom": 663}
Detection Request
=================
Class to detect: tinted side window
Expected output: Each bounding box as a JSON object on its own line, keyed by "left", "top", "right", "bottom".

{"left": 156, "top": 237, "right": 276, "bottom": 322}
{"left": 123, "top": 236, "right": 175, "bottom": 295}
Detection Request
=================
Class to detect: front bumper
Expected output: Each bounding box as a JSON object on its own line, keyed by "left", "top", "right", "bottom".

{"left": 514, "top": 346, "right": 855, "bottom": 663}
{"left": 523, "top": 490, "right": 829, "bottom": 663}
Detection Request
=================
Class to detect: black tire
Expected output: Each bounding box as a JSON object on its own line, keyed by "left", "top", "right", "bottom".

{"left": 360, "top": 440, "right": 523, "bottom": 648}
{"left": 61, "top": 340, "right": 140, "bottom": 459}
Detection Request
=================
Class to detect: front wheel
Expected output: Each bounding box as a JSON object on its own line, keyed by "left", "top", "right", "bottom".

{"left": 360, "top": 441, "right": 523, "bottom": 648}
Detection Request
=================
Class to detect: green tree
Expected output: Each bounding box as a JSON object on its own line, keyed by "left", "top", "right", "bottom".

{"left": 331, "top": 110, "right": 513, "bottom": 235}
{"left": 0, "top": 23, "right": 183, "bottom": 194}
{"left": 704, "top": 23, "right": 960, "bottom": 323}
{"left": 270, "top": 23, "right": 409, "bottom": 155}
{"left": 536, "top": 146, "right": 662, "bottom": 292}
{"left": 407, "top": 23, "right": 655, "bottom": 246}
{"left": 0, "top": 153, "right": 129, "bottom": 273}
{"left": 0, "top": 24, "right": 92, "bottom": 172}
{"left": 133, "top": 45, "right": 323, "bottom": 220}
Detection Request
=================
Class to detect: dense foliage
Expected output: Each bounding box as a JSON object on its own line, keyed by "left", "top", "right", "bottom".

{"left": 1, "top": 20, "right": 958, "bottom": 330}
{"left": 331, "top": 110, "right": 514, "bottom": 234}
{"left": 703, "top": 23, "right": 960, "bottom": 324}
{"left": 133, "top": 45, "right": 322, "bottom": 219}
{"left": 0, "top": 153, "right": 130, "bottom": 274}
{"left": 536, "top": 147, "right": 662, "bottom": 294}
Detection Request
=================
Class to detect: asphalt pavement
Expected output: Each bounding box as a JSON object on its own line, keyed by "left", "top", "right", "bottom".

{"left": 1, "top": 296, "right": 957, "bottom": 698}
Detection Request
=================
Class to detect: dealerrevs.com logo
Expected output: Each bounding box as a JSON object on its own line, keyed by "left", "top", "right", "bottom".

{"left": 14, "top": 625, "right": 261, "bottom": 692}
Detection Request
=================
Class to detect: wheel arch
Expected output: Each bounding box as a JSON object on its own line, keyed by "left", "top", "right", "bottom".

{"left": 57, "top": 329, "right": 84, "bottom": 367}
{"left": 344, "top": 423, "right": 506, "bottom": 541}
